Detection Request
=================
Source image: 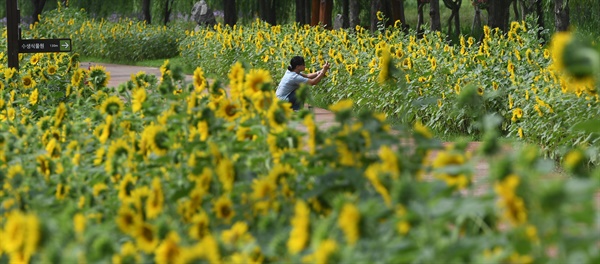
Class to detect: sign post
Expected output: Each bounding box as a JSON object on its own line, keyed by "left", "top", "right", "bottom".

{"left": 6, "top": 0, "right": 20, "bottom": 69}
{"left": 5, "top": 0, "right": 72, "bottom": 70}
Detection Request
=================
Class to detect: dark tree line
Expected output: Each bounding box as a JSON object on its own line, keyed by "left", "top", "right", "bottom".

{"left": 19, "top": 0, "right": 573, "bottom": 35}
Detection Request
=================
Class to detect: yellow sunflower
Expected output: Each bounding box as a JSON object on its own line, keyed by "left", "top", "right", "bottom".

{"left": 193, "top": 67, "right": 207, "bottom": 92}
{"left": 189, "top": 211, "right": 210, "bottom": 240}
{"left": 217, "top": 99, "right": 241, "bottom": 122}
{"left": 55, "top": 183, "right": 70, "bottom": 200}
{"left": 116, "top": 205, "right": 142, "bottom": 235}
{"left": 244, "top": 69, "right": 272, "bottom": 97}
{"left": 213, "top": 195, "right": 235, "bottom": 223}
{"left": 29, "top": 88, "right": 39, "bottom": 105}
{"left": 47, "top": 64, "right": 58, "bottom": 76}
{"left": 338, "top": 203, "right": 360, "bottom": 245}
{"left": 21, "top": 74, "right": 37, "bottom": 89}
{"left": 145, "top": 178, "right": 164, "bottom": 219}
{"left": 131, "top": 88, "right": 147, "bottom": 113}
{"left": 135, "top": 222, "right": 159, "bottom": 253}
{"left": 71, "top": 69, "right": 84, "bottom": 87}
{"left": 287, "top": 200, "right": 310, "bottom": 254}
{"left": 112, "top": 242, "right": 141, "bottom": 264}
{"left": 155, "top": 232, "right": 181, "bottom": 264}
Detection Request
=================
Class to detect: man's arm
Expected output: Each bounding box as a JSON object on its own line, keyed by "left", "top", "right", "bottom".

{"left": 306, "top": 61, "right": 330, "bottom": 86}
{"left": 301, "top": 71, "right": 321, "bottom": 79}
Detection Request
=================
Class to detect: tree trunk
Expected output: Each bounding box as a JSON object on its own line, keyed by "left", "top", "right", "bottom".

{"left": 163, "top": 0, "right": 174, "bottom": 26}
{"left": 142, "top": 0, "right": 151, "bottom": 24}
{"left": 224, "top": 0, "right": 238, "bottom": 26}
{"left": 381, "top": 0, "right": 393, "bottom": 27}
{"left": 519, "top": 0, "right": 535, "bottom": 21}
{"left": 32, "top": 0, "right": 47, "bottom": 23}
{"left": 342, "top": 0, "right": 349, "bottom": 28}
{"left": 296, "top": 0, "right": 306, "bottom": 24}
{"left": 536, "top": 0, "right": 546, "bottom": 42}
{"left": 512, "top": 0, "right": 520, "bottom": 21}
{"left": 319, "top": 0, "right": 333, "bottom": 29}
{"left": 305, "top": 0, "right": 312, "bottom": 24}
{"left": 430, "top": 0, "right": 441, "bottom": 31}
{"left": 370, "top": 0, "right": 382, "bottom": 32}
{"left": 259, "top": 0, "right": 276, "bottom": 24}
{"left": 416, "top": 1, "right": 425, "bottom": 37}
{"left": 349, "top": 0, "right": 360, "bottom": 28}
{"left": 472, "top": 6, "right": 482, "bottom": 37}
{"left": 554, "top": 0, "right": 570, "bottom": 31}
{"left": 311, "top": 0, "right": 320, "bottom": 26}
{"left": 390, "top": 0, "right": 409, "bottom": 32}
{"left": 488, "top": 0, "right": 511, "bottom": 32}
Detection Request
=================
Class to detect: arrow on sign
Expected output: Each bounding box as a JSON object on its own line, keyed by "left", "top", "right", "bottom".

{"left": 62, "top": 42, "right": 69, "bottom": 49}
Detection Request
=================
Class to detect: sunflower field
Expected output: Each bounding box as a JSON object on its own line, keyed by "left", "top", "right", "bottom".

{"left": 178, "top": 15, "right": 600, "bottom": 163}
{"left": 1, "top": 5, "right": 599, "bottom": 264}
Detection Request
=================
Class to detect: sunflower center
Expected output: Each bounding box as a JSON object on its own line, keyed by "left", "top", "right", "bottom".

{"left": 220, "top": 204, "right": 232, "bottom": 218}
{"left": 225, "top": 104, "right": 237, "bottom": 117}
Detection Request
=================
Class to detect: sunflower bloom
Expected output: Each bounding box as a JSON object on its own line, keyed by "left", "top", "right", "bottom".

{"left": 338, "top": 203, "right": 360, "bottom": 245}
{"left": 213, "top": 195, "right": 235, "bottom": 223}
{"left": 29, "top": 88, "right": 39, "bottom": 105}
{"left": 22, "top": 75, "right": 37, "bottom": 89}
{"left": 431, "top": 150, "right": 469, "bottom": 190}
{"left": 155, "top": 232, "right": 181, "bottom": 264}
{"left": 145, "top": 178, "right": 164, "bottom": 219}
{"left": 287, "top": 200, "right": 310, "bottom": 254}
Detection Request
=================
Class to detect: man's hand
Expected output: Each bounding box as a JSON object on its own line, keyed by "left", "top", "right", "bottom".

{"left": 323, "top": 61, "right": 331, "bottom": 71}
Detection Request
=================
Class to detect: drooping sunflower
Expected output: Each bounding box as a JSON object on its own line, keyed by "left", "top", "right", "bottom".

{"left": 100, "top": 96, "right": 124, "bottom": 116}
{"left": 4, "top": 67, "right": 17, "bottom": 80}
{"left": 228, "top": 61, "right": 245, "bottom": 99}
{"left": 88, "top": 65, "right": 111, "bottom": 89}
{"left": 116, "top": 205, "right": 142, "bottom": 235}
{"left": 29, "top": 88, "right": 39, "bottom": 105}
{"left": 71, "top": 69, "right": 84, "bottom": 87}
{"left": 141, "top": 125, "right": 169, "bottom": 156}
{"left": 216, "top": 157, "right": 235, "bottom": 193}
{"left": 155, "top": 232, "right": 181, "bottom": 264}
{"left": 118, "top": 173, "right": 138, "bottom": 202}
{"left": 213, "top": 195, "right": 235, "bottom": 223}
{"left": 267, "top": 101, "right": 293, "bottom": 133}
{"left": 193, "top": 67, "right": 207, "bottom": 92}
{"left": 189, "top": 211, "right": 210, "bottom": 240}
{"left": 431, "top": 150, "right": 470, "bottom": 190}
{"left": 45, "top": 138, "right": 61, "bottom": 158}
{"left": 338, "top": 203, "right": 360, "bottom": 245}
{"left": 135, "top": 222, "right": 159, "bottom": 253}
{"left": 145, "top": 178, "right": 164, "bottom": 219}
{"left": 287, "top": 200, "right": 310, "bottom": 254}
{"left": 378, "top": 46, "right": 392, "bottom": 84}
{"left": 131, "top": 88, "right": 147, "bottom": 113}
{"left": 55, "top": 183, "right": 70, "bottom": 200}
{"left": 112, "top": 241, "right": 141, "bottom": 264}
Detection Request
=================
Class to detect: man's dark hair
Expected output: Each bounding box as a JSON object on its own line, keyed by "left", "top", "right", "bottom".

{"left": 288, "top": 56, "right": 305, "bottom": 71}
